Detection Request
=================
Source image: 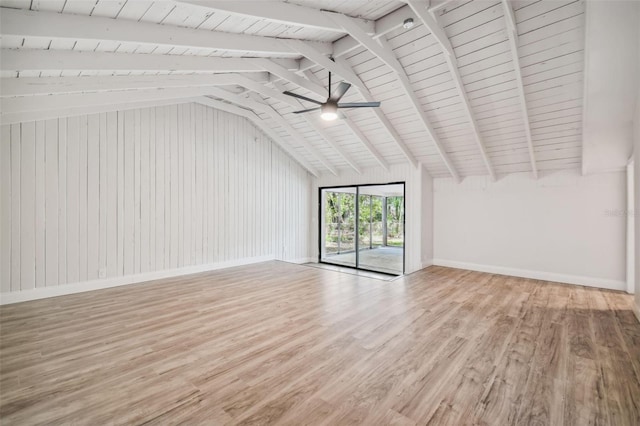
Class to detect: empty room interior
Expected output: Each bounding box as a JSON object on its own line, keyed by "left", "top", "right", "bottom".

{"left": 1, "top": 0, "right": 640, "bottom": 424}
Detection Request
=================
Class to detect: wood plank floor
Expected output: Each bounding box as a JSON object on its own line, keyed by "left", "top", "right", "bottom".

{"left": 1, "top": 261, "right": 639, "bottom": 425}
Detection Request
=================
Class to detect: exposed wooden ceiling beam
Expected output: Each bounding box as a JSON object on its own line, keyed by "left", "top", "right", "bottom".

{"left": 300, "top": 3, "right": 455, "bottom": 72}
{"left": 428, "top": 0, "right": 459, "bottom": 13}
{"left": 405, "top": 3, "right": 497, "bottom": 181}
{"left": 327, "top": 11, "right": 459, "bottom": 181}
{"left": 270, "top": 79, "right": 362, "bottom": 174}
{"left": 251, "top": 59, "right": 326, "bottom": 98}
{"left": 204, "top": 87, "right": 339, "bottom": 176}
{"left": 0, "top": 49, "right": 298, "bottom": 73}
{"left": 284, "top": 39, "right": 366, "bottom": 93}
{"left": 502, "top": 0, "right": 518, "bottom": 36}
{"left": 1, "top": 86, "right": 238, "bottom": 116}
{"left": 176, "top": 1, "right": 374, "bottom": 34}
{"left": 501, "top": 0, "right": 538, "bottom": 178}
{"left": 403, "top": 0, "right": 455, "bottom": 61}
{"left": 1, "top": 98, "right": 194, "bottom": 125}
{"left": 195, "top": 96, "right": 321, "bottom": 177}
{"left": 0, "top": 73, "right": 269, "bottom": 97}
{"left": 0, "top": 8, "right": 330, "bottom": 56}
{"left": 445, "top": 54, "right": 496, "bottom": 180}
{"left": 299, "top": 3, "right": 462, "bottom": 72}
{"left": 230, "top": 74, "right": 297, "bottom": 106}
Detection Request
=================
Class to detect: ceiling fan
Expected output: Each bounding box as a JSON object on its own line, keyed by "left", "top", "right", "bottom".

{"left": 282, "top": 70, "right": 381, "bottom": 121}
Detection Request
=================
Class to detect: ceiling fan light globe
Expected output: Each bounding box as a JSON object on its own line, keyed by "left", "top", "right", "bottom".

{"left": 321, "top": 104, "right": 338, "bottom": 121}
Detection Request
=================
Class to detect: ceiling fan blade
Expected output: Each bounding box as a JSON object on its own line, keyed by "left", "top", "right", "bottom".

{"left": 292, "top": 107, "right": 322, "bottom": 114}
{"left": 337, "top": 102, "right": 381, "bottom": 108}
{"left": 329, "top": 82, "right": 351, "bottom": 102}
{"left": 283, "top": 91, "right": 323, "bottom": 105}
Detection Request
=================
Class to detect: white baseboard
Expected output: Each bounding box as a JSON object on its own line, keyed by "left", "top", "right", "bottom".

{"left": 431, "top": 259, "right": 626, "bottom": 291}
{"left": 285, "top": 257, "right": 316, "bottom": 264}
{"left": 421, "top": 259, "right": 434, "bottom": 269}
{"left": 0, "top": 255, "right": 275, "bottom": 305}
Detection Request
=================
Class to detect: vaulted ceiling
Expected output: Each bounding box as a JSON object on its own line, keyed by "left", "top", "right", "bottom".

{"left": 0, "top": 0, "right": 588, "bottom": 180}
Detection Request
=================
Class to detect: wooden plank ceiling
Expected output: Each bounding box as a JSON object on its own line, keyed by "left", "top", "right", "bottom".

{"left": 0, "top": 0, "right": 585, "bottom": 179}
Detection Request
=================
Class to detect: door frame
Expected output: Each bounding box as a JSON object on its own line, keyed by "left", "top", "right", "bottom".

{"left": 317, "top": 181, "right": 406, "bottom": 276}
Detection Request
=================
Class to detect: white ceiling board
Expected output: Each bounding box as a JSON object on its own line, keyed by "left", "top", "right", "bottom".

{"left": 0, "top": 0, "right": 598, "bottom": 178}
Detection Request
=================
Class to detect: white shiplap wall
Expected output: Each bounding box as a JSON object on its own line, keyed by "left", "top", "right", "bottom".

{"left": 0, "top": 102, "right": 311, "bottom": 297}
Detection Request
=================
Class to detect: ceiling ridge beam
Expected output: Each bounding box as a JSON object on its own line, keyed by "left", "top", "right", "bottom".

{"left": 270, "top": 79, "right": 362, "bottom": 174}
{"left": 501, "top": 0, "right": 539, "bottom": 179}
{"left": 404, "top": 2, "right": 497, "bottom": 181}
{"left": 203, "top": 87, "right": 339, "bottom": 176}
{"left": 0, "top": 74, "right": 268, "bottom": 97}
{"left": 195, "top": 96, "right": 320, "bottom": 177}
{"left": 0, "top": 8, "right": 330, "bottom": 56}
{"left": 327, "top": 11, "right": 459, "bottom": 181}
{"left": 176, "top": 1, "right": 374, "bottom": 34}
{"left": 1, "top": 49, "right": 298, "bottom": 73}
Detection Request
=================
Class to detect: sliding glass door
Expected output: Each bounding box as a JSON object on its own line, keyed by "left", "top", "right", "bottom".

{"left": 320, "top": 187, "right": 357, "bottom": 268}
{"left": 320, "top": 183, "right": 404, "bottom": 275}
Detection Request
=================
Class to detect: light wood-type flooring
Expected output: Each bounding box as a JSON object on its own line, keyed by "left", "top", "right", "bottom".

{"left": 1, "top": 261, "right": 639, "bottom": 425}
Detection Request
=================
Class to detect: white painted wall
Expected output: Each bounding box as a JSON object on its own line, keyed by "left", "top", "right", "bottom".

{"left": 433, "top": 170, "right": 627, "bottom": 290}
{"left": 309, "top": 163, "right": 430, "bottom": 274}
{"left": 0, "top": 103, "right": 311, "bottom": 303}
{"left": 628, "top": 162, "right": 635, "bottom": 294}
{"left": 582, "top": 0, "right": 640, "bottom": 174}
{"left": 634, "top": 81, "right": 640, "bottom": 319}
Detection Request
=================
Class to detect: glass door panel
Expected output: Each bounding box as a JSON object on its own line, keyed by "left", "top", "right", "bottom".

{"left": 358, "top": 194, "right": 384, "bottom": 272}
{"left": 386, "top": 196, "right": 405, "bottom": 249}
{"left": 358, "top": 185, "right": 404, "bottom": 275}
{"left": 320, "top": 187, "right": 357, "bottom": 268}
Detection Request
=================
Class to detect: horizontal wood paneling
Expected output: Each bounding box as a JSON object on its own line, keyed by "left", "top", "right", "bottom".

{"left": 0, "top": 102, "right": 311, "bottom": 294}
